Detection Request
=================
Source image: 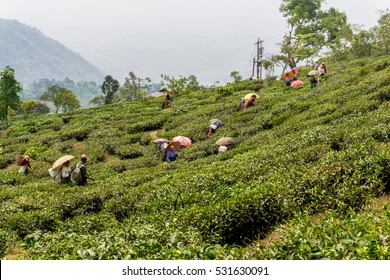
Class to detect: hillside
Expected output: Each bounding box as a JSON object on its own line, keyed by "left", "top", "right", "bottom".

{"left": 0, "top": 19, "right": 104, "bottom": 87}
{"left": 0, "top": 55, "right": 390, "bottom": 260}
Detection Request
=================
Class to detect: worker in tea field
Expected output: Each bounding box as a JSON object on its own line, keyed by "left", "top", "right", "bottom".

{"left": 18, "top": 155, "right": 32, "bottom": 175}
{"left": 74, "top": 154, "right": 95, "bottom": 186}
{"left": 160, "top": 88, "right": 172, "bottom": 109}
{"left": 157, "top": 142, "right": 169, "bottom": 161}
{"left": 244, "top": 94, "right": 257, "bottom": 109}
{"left": 236, "top": 98, "right": 245, "bottom": 111}
{"left": 310, "top": 76, "right": 319, "bottom": 88}
{"left": 58, "top": 160, "right": 72, "bottom": 184}
{"left": 318, "top": 62, "right": 327, "bottom": 75}
{"left": 208, "top": 124, "right": 218, "bottom": 136}
{"left": 166, "top": 146, "right": 178, "bottom": 163}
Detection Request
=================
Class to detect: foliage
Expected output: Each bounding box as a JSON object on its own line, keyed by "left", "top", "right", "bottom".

{"left": 21, "top": 100, "right": 50, "bottom": 115}
{"left": 88, "top": 95, "right": 105, "bottom": 107}
{"left": 252, "top": 206, "right": 390, "bottom": 259}
{"left": 22, "top": 78, "right": 102, "bottom": 107}
{"left": 0, "top": 66, "right": 23, "bottom": 126}
{"left": 1, "top": 55, "right": 390, "bottom": 260}
{"left": 160, "top": 74, "right": 202, "bottom": 96}
{"left": 101, "top": 75, "right": 120, "bottom": 105}
{"left": 40, "top": 85, "right": 80, "bottom": 112}
{"left": 116, "top": 71, "right": 151, "bottom": 102}
{"left": 350, "top": 30, "right": 374, "bottom": 58}
{"left": 230, "top": 71, "right": 242, "bottom": 83}
{"left": 277, "top": 0, "right": 350, "bottom": 68}
{"left": 373, "top": 10, "right": 390, "bottom": 56}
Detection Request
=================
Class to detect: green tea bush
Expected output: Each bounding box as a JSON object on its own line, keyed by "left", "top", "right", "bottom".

{"left": 257, "top": 207, "right": 390, "bottom": 259}
{"left": 115, "top": 143, "right": 144, "bottom": 159}
{"left": 0, "top": 229, "right": 11, "bottom": 258}
{"left": 3, "top": 209, "right": 61, "bottom": 238}
{"left": 1, "top": 55, "right": 390, "bottom": 259}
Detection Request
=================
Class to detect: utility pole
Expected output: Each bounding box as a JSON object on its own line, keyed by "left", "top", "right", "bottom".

{"left": 255, "top": 38, "right": 264, "bottom": 79}
{"left": 252, "top": 57, "right": 256, "bottom": 78}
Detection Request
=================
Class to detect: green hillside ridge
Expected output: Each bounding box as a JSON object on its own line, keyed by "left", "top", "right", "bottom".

{"left": 0, "top": 19, "right": 104, "bottom": 88}
{"left": 0, "top": 55, "right": 390, "bottom": 259}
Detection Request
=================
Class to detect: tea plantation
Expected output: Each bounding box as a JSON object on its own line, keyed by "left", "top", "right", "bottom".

{"left": 1, "top": 56, "right": 390, "bottom": 259}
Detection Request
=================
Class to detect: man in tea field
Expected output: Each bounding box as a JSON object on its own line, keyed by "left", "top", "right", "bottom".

{"left": 75, "top": 154, "right": 94, "bottom": 186}
{"left": 160, "top": 88, "right": 172, "bottom": 109}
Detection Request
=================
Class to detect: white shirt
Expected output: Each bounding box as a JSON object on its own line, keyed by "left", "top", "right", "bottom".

{"left": 61, "top": 166, "right": 71, "bottom": 178}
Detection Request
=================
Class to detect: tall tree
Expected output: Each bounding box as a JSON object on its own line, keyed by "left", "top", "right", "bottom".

{"left": 350, "top": 30, "right": 374, "bottom": 58}
{"left": 278, "top": 0, "right": 350, "bottom": 68}
{"left": 373, "top": 10, "right": 390, "bottom": 56}
{"left": 0, "top": 66, "right": 22, "bottom": 126}
{"left": 101, "top": 75, "right": 119, "bottom": 104}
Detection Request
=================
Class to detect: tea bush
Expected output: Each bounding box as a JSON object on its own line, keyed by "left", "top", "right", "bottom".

{"left": 1, "top": 55, "right": 390, "bottom": 259}
{"left": 252, "top": 205, "right": 390, "bottom": 259}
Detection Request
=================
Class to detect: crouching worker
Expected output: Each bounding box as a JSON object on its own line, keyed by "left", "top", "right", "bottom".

{"left": 18, "top": 155, "right": 32, "bottom": 175}
{"left": 157, "top": 142, "right": 169, "bottom": 161}
{"left": 218, "top": 145, "right": 228, "bottom": 153}
{"left": 208, "top": 124, "right": 218, "bottom": 136}
{"left": 237, "top": 98, "right": 245, "bottom": 111}
{"left": 244, "top": 94, "right": 257, "bottom": 109}
{"left": 310, "top": 76, "right": 318, "bottom": 88}
{"left": 166, "top": 146, "right": 178, "bottom": 163}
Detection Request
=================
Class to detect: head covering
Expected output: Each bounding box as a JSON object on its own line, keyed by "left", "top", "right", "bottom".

{"left": 158, "top": 87, "right": 170, "bottom": 93}
{"left": 209, "top": 124, "right": 218, "bottom": 130}
{"left": 218, "top": 146, "right": 228, "bottom": 153}
{"left": 81, "top": 154, "right": 88, "bottom": 159}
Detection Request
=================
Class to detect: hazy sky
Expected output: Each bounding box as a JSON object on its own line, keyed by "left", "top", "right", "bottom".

{"left": 1, "top": 0, "right": 389, "bottom": 84}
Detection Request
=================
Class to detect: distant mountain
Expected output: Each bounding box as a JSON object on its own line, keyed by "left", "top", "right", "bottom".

{"left": 0, "top": 19, "right": 104, "bottom": 88}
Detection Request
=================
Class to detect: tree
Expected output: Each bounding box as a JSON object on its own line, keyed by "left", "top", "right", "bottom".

{"left": 40, "top": 85, "right": 64, "bottom": 112}
{"left": 56, "top": 90, "right": 80, "bottom": 112}
{"left": 186, "top": 75, "right": 201, "bottom": 92}
{"left": 373, "top": 10, "right": 390, "bottom": 56}
{"left": 0, "top": 66, "right": 22, "bottom": 126}
{"left": 117, "top": 71, "right": 151, "bottom": 102}
{"left": 21, "top": 100, "right": 50, "bottom": 114}
{"left": 230, "top": 71, "right": 242, "bottom": 83}
{"left": 278, "top": 0, "right": 350, "bottom": 68}
{"left": 101, "top": 75, "right": 119, "bottom": 104}
{"left": 160, "top": 74, "right": 201, "bottom": 96}
{"left": 40, "top": 85, "right": 80, "bottom": 112}
{"left": 350, "top": 30, "right": 374, "bottom": 58}
{"left": 89, "top": 95, "right": 106, "bottom": 106}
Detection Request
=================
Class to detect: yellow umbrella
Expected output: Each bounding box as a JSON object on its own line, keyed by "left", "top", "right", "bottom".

{"left": 244, "top": 93, "right": 258, "bottom": 100}
{"left": 52, "top": 155, "right": 74, "bottom": 170}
